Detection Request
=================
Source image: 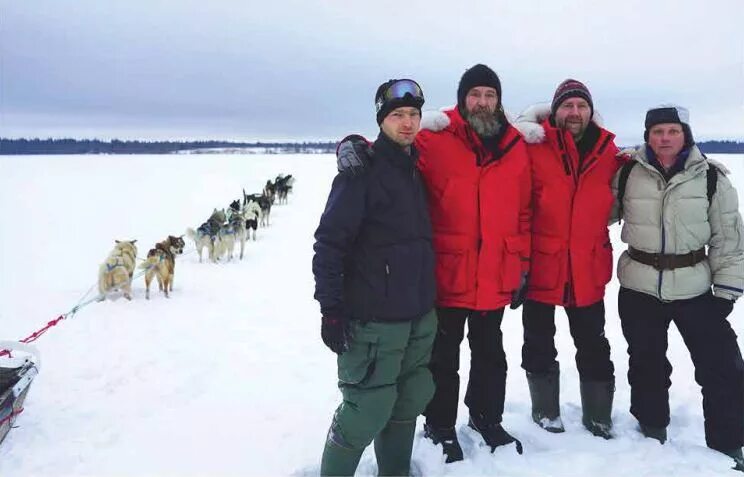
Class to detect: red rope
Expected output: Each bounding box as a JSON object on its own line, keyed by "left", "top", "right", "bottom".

{"left": 0, "top": 315, "right": 65, "bottom": 358}
{"left": 0, "top": 407, "right": 24, "bottom": 427}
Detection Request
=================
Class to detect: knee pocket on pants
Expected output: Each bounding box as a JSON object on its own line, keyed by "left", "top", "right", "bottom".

{"left": 337, "top": 386, "right": 398, "bottom": 448}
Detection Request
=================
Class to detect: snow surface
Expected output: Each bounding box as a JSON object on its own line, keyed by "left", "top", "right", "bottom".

{"left": 1, "top": 153, "right": 744, "bottom": 476}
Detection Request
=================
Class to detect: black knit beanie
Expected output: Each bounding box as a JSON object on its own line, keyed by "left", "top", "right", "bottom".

{"left": 374, "top": 79, "right": 425, "bottom": 125}
{"left": 457, "top": 64, "right": 502, "bottom": 114}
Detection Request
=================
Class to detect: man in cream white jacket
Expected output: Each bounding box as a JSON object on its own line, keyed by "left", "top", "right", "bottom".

{"left": 613, "top": 104, "right": 744, "bottom": 471}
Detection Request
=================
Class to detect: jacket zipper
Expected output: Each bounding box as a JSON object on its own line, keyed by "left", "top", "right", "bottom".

{"left": 639, "top": 163, "right": 700, "bottom": 300}
{"left": 559, "top": 130, "right": 578, "bottom": 306}
{"left": 385, "top": 263, "right": 390, "bottom": 297}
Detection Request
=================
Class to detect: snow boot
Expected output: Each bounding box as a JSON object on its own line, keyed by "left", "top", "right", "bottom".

{"left": 723, "top": 448, "right": 744, "bottom": 472}
{"left": 423, "top": 422, "right": 464, "bottom": 463}
{"left": 639, "top": 423, "right": 667, "bottom": 444}
{"left": 320, "top": 425, "right": 364, "bottom": 477}
{"left": 467, "top": 413, "right": 523, "bottom": 454}
{"left": 580, "top": 380, "right": 614, "bottom": 439}
{"left": 526, "top": 366, "right": 565, "bottom": 433}
{"left": 374, "top": 419, "right": 416, "bottom": 476}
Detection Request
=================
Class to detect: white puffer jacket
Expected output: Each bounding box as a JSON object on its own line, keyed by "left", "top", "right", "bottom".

{"left": 612, "top": 145, "right": 744, "bottom": 301}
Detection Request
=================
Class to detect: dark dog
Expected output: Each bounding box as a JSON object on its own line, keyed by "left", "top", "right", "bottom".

{"left": 186, "top": 208, "right": 226, "bottom": 263}
{"left": 274, "top": 174, "right": 294, "bottom": 204}
{"left": 243, "top": 189, "right": 272, "bottom": 227}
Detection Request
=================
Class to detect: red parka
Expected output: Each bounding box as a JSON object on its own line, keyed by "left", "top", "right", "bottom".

{"left": 515, "top": 106, "right": 622, "bottom": 307}
{"left": 416, "top": 108, "right": 532, "bottom": 310}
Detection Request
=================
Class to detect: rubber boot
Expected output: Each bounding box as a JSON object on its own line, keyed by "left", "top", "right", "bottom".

{"left": 374, "top": 419, "right": 416, "bottom": 476}
{"left": 639, "top": 423, "right": 667, "bottom": 444}
{"left": 580, "top": 380, "right": 614, "bottom": 439}
{"left": 423, "top": 422, "right": 464, "bottom": 463}
{"left": 526, "top": 365, "right": 565, "bottom": 433}
{"left": 723, "top": 448, "right": 744, "bottom": 473}
{"left": 320, "top": 425, "right": 364, "bottom": 477}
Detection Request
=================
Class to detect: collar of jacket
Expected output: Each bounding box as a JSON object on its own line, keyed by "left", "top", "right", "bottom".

{"left": 644, "top": 144, "right": 691, "bottom": 178}
{"left": 541, "top": 118, "right": 604, "bottom": 154}
{"left": 373, "top": 130, "right": 419, "bottom": 170}
{"left": 514, "top": 102, "right": 609, "bottom": 146}
{"left": 634, "top": 144, "right": 707, "bottom": 180}
{"left": 444, "top": 107, "right": 513, "bottom": 165}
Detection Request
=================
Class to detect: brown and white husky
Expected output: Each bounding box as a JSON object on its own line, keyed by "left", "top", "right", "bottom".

{"left": 140, "top": 235, "right": 185, "bottom": 299}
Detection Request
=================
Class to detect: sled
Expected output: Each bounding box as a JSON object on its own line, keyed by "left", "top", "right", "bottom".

{"left": 0, "top": 341, "right": 40, "bottom": 446}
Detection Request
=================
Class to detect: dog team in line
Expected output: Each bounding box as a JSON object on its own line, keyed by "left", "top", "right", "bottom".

{"left": 97, "top": 174, "right": 294, "bottom": 301}
{"left": 312, "top": 64, "right": 744, "bottom": 475}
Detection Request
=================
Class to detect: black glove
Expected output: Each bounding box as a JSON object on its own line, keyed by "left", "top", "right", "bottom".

{"left": 712, "top": 295, "right": 735, "bottom": 318}
{"left": 321, "top": 315, "right": 351, "bottom": 354}
{"left": 510, "top": 272, "right": 529, "bottom": 310}
{"left": 336, "top": 134, "right": 371, "bottom": 175}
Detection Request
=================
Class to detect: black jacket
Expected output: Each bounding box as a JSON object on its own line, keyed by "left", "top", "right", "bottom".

{"left": 313, "top": 131, "right": 435, "bottom": 322}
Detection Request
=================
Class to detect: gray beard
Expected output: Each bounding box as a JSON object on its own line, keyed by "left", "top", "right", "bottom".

{"left": 466, "top": 110, "right": 502, "bottom": 137}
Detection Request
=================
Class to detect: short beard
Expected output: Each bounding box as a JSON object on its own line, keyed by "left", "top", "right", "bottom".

{"left": 465, "top": 107, "right": 502, "bottom": 137}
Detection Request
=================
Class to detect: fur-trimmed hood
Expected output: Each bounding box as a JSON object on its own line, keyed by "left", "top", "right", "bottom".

{"left": 419, "top": 106, "right": 517, "bottom": 134}
{"left": 513, "top": 102, "right": 606, "bottom": 144}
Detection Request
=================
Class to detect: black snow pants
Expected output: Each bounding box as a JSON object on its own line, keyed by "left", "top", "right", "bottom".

{"left": 618, "top": 287, "right": 744, "bottom": 452}
{"left": 424, "top": 307, "right": 506, "bottom": 428}
{"left": 521, "top": 299, "right": 615, "bottom": 381}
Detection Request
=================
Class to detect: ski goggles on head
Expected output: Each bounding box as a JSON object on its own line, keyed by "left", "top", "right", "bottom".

{"left": 375, "top": 79, "right": 425, "bottom": 113}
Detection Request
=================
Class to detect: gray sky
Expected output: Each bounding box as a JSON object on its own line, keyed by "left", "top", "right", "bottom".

{"left": 1, "top": 0, "right": 742, "bottom": 145}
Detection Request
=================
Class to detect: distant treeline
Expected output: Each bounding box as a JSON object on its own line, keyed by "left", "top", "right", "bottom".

{"left": 0, "top": 138, "right": 337, "bottom": 155}
{"left": 696, "top": 141, "right": 744, "bottom": 154}
{"left": 1, "top": 138, "right": 744, "bottom": 155}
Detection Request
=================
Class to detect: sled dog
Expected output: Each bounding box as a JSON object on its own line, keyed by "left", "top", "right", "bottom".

{"left": 98, "top": 239, "right": 138, "bottom": 300}
{"left": 186, "top": 209, "right": 226, "bottom": 263}
{"left": 140, "top": 235, "right": 185, "bottom": 299}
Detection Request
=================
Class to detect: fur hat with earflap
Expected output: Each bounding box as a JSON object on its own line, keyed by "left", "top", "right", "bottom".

{"left": 644, "top": 104, "right": 694, "bottom": 147}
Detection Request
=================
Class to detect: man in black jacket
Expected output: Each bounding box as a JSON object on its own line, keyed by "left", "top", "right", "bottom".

{"left": 313, "top": 79, "right": 437, "bottom": 476}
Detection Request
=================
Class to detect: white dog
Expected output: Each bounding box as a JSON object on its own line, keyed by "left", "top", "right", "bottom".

{"left": 243, "top": 200, "right": 262, "bottom": 241}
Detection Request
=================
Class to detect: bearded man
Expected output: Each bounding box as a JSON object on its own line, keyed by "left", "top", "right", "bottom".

{"left": 514, "top": 79, "right": 622, "bottom": 439}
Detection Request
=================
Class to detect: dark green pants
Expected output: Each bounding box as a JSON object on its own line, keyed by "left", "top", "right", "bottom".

{"left": 327, "top": 308, "right": 437, "bottom": 448}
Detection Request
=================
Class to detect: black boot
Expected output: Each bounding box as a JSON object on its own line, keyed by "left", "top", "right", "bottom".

{"left": 639, "top": 423, "right": 667, "bottom": 444}
{"left": 526, "top": 366, "right": 565, "bottom": 433}
{"left": 580, "top": 380, "right": 614, "bottom": 439}
{"left": 423, "top": 423, "right": 464, "bottom": 463}
{"left": 723, "top": 448, "right": 744, "bottom": 472}
{"left": 467, "top": 414, "right": 523, "bottom": 454}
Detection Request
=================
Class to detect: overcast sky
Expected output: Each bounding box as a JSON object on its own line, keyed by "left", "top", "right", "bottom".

{"left": 1, "top": 0, "right": 742, "bottom": 144}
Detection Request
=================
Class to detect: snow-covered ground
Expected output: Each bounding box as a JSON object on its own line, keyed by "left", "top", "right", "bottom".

{"left": 1, "top": 153, "right": 743, "bottom": 476}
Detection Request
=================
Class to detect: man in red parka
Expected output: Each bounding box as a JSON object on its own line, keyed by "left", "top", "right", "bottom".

{"left": 514, "top": 79, "right": 621, "bottom": 439}
{"left": 336, "top": 64, "right": 532, "bottom": 462}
